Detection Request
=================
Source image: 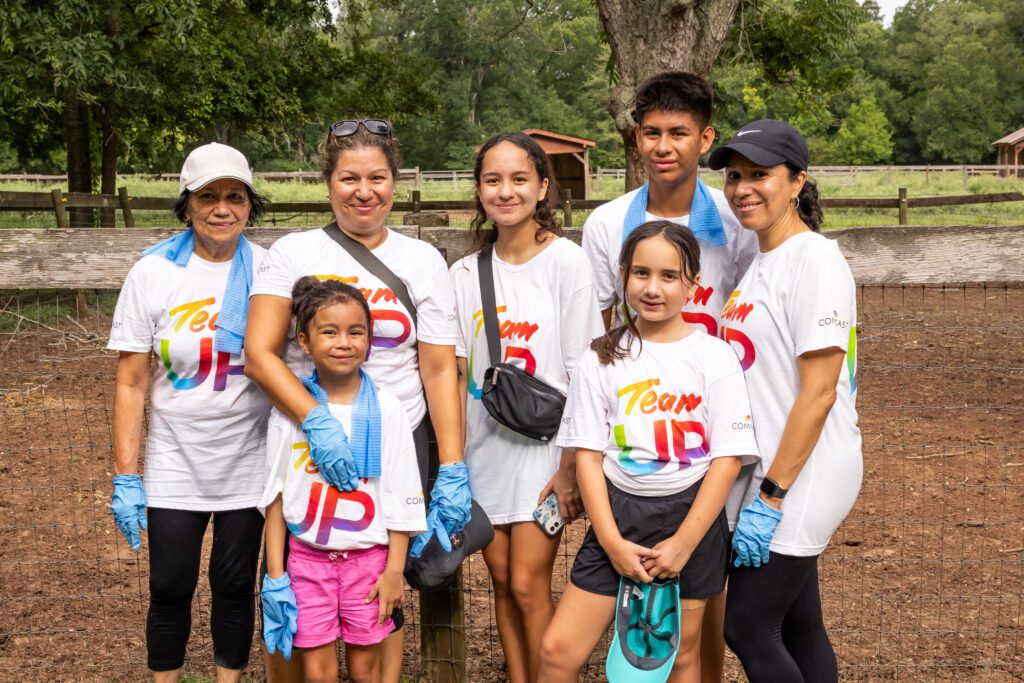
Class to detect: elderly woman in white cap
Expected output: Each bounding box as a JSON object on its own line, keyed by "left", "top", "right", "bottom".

{"left": 108, "top": 142, "right": 273, "bottom": 681}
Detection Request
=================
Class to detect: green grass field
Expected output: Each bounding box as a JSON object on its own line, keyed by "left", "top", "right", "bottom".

{"left": 1, "top": 169, "right": 1022, "bottom": 230}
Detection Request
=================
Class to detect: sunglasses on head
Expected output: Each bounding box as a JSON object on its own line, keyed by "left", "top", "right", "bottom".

{"left": 330, "top": 119, "right": 392, "bottom": 138}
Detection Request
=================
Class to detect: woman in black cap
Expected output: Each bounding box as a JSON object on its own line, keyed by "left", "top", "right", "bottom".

{"left": 708, "top": 120, "right": 863, "bottom": 682}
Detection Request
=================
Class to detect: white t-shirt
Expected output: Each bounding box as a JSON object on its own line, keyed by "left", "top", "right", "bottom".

{"left": 258, "top": 390, "right": 427, "bottom": 551}
{"left": 581, "top": 185, "right": 759, "bottom": 336}
{"left": 107, "top": 250, "right": 272, "bottom": 511}
{"left": 721, "top": 231, "right": 862, "bottom": 557}
{"left": 450, "top": 238, "right": 604, "bottom": 524}
{"left": 556, "top": 331, "right": 759, "bottom": 498}
{"left": 251, "top": 228, "right": 458, "bottom": 427}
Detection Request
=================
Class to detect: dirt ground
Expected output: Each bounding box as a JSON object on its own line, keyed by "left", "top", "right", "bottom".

{"left": 0, "top": 284, "right": 1021, "bottom": 682}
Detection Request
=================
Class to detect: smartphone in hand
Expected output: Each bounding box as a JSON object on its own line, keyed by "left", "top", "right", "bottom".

{"left": 533, "top": 492, "right": 564, "bottom": 536}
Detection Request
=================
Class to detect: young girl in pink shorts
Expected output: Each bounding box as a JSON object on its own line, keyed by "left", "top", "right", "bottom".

{"left": 259, "top": 276, "right": 426, "bottom": 682}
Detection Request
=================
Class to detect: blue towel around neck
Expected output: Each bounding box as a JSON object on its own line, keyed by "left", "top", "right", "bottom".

{"left": 621, "top": 179, "right": 727, "bottom": 247}
{"left": 300, "top": 369, "right": 382, "bottom": 479}
{"left": 143, "top": 228, "right": 253, "bottom": 355}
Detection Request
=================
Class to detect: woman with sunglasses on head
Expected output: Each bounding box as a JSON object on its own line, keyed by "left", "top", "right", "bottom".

{"left": 245, "top": 119, "right": 470, "bottom": 682}
{"left": 107, "top": 142, "right": 272, "bottom": 681}
{"left": 708, "top": 120, "right": 862, "bottom": 682}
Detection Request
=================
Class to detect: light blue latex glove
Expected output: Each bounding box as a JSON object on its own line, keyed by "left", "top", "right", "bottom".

{"left": 261, "top": 573, "right": 298, "bottom": 660}
{"left": 409, "top": 504, "right": 452, "bottom": 558}
{"left": 409, "top": 463, "right": 473, "bottom": 558}
{"left": 110, "top": 474, "right": 147, "bottom": 551}
{"left": 732, "top": 496, "right": 783, "bottom": 568}
{"left": 301, "top": 405, "right": 359, "bottom": 492}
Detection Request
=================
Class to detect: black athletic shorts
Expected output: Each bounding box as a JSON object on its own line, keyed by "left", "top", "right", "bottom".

{"left": 570, "top": 477, "right": 728, "bottom": 599}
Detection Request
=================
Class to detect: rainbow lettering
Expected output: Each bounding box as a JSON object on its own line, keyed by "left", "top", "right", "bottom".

{"left": 315, "top": 274, "right": 411, "bottom": 348}
{"left": 688, "top": 285, "right": 713, "bottom": 307}
{"left": 472, "top": 307, "right": 539, "bottom": 342}
{"left": 615, "top": 419, "right": 709, "bottom": 474}
{"left": 722, "top": 290, "right": 755, "bottom": 323}
{"left": 720, "top": 326, "right": 756, "bottom": 371}
{"left": 168, "top": 297, "right": 219, "bottom": 333}
{"left": 467, "top": 306, "right": 540, "bottom": 400}
{"left": 847, "top": 325, "right": 858, "bottom": 394}
{"left": 161, "top": 337, "right": 213, "bottom": 390}
{"left": 160, "top": 296, "right": 246, "bottom": 391}
{"left": 618, "top": 378, "right": 702, "bottom": 416}
{"left": 288, "top": 481, "right": 376, "bottom": 544}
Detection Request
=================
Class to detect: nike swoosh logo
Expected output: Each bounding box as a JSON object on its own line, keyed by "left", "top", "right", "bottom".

{"left": 736, "top": 130, "right": 760, "bottom": 136}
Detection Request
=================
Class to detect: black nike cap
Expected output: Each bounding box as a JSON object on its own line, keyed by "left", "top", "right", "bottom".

{"left": 707, "top": 119, "right": 809, "bottom": 171}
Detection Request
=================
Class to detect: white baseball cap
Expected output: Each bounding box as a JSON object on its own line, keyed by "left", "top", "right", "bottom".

{"left": 178, "top": 142, "right": 255, "bottom": 194}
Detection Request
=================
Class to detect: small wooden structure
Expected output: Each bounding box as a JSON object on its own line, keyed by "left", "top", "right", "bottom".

{"left": 521, "top": 129, "right": 597, "bottom": 200}
{"left": 993, "top": 127, "right": 1024, "bottom": 177}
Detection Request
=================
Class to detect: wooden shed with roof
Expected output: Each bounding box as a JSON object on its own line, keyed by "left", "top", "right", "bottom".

{"left": 521, "top": 129, "right": 597, "bottom": 200}
{"left": 993, "top": 127, "right": 1024, "bottom": 177}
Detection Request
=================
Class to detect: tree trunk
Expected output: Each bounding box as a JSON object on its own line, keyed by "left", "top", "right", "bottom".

{"left": 595, "top": 0, "right": 740, "bottom": 191}
{"left": 64, "top": 88, "right": 94, "bottom": 227}
{"left": 99, "top": 0, "right": 120, "bottom": 228}
{"left": 100, "top": 102, "right": 119, "bottom": 227}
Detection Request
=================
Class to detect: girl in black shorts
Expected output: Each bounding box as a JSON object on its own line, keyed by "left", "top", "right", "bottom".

{"left": 537, "top": 221, "right": 760, "bottom": 682}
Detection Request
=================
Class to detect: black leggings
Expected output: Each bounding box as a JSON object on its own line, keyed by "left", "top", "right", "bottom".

{"left": 147, "top": 507, "right": 264, "bottom": 671}
{"left": 724, "top": 553, "right": 837, "bottom": 683}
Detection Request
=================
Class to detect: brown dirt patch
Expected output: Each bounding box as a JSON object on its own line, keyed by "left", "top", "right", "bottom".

{"left": 0, "top": 285, "right": 1021, "bottom": 681}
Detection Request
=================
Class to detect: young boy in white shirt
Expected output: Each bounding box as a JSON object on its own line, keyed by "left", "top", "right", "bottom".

{"left": 581, "top": 71, "right": 759, "bottom": 681}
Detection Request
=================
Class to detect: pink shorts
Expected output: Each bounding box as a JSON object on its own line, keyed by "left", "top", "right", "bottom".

{"left": 288, "top": 536, "right": 394, "bottom": 648}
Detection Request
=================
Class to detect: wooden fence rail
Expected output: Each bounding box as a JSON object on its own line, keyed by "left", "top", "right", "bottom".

{"left": 1, "top": 188, "right": 1022, "bottom": 230}
{"left": 7, "top": 165, "right": 1023, "bottom": 185}
{"left": 1, "top": 224, "right": 1022, "bottom": 290}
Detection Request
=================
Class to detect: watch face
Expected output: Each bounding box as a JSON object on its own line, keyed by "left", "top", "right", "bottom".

{"left": 760, "top": 478, "right": 787, "bottom": 499}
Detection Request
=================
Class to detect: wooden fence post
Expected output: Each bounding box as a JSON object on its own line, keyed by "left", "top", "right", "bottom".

{"left": 898, "top": 187, "right": 908, "bottom": 225}
{"left": 562, "top": 188, "right": 573, "bottom": 228}
{"left": 118, "top": 187, "right": 135, "bottom": 228}
{"left": 420, "top": 569, "right": 466, "bottom": 683}
{"left": 412, "top": 190, "right": 422, "bottom": 214}
{"left": 418, "top": 423, "right": 466, "bottom": 683}
{"left": 50, "top": 189, "right": 69, "bottom": 228}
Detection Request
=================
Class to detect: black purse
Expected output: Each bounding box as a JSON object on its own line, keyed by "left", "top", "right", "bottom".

{"left": 477, "top": 246, "right": 566, "bottom": 442}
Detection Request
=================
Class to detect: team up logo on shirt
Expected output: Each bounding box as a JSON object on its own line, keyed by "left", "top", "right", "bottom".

{"left": 719, "top": 290, "right": 756, "bottom": 371}
{"left": 315, "top": 274, "right": 412, "bottom": 349}
{"left": 289, "top": 441, "right": 376, "bottom": 545}
{"left": 614, "top": 378, "right": 709, "bottom": 475}
{"left": 160, "top": 297, "right": 245, "bottom": 391}
{"left": 467, "top": 305, "right": 540, "bottom": 399}
{"left": 682, "top": 284, "right": 717, "bottom": 336}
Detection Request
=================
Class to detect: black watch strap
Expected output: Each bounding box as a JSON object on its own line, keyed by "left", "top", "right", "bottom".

{"left": 760, "top": 476, "right": 788, "bottom": 499}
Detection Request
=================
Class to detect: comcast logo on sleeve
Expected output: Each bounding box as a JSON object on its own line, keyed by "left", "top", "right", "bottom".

{"left": 818, "top": 310, "right": 850, "bottom": 329}
{"left": 731, "top": 415, "right": 753, "bottom": 430}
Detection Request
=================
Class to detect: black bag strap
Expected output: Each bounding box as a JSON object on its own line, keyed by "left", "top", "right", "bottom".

{"left": 477, "top": 246, "right": 502, "bottom": 366}
{"left": 322, "top": 223, "right": 417, "bottom": 328}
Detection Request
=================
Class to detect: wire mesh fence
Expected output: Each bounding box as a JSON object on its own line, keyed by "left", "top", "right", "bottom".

{"left": 0, "top": 283, "right": 1021, "bottom": 681}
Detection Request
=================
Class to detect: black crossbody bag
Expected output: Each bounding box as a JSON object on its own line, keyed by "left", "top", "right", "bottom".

{"left": 477, "top": 246, "right": 566, "bottom": 442}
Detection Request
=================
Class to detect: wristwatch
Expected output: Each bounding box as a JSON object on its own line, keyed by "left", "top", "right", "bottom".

{"left": 760, "top": 476, "right": 788, "bottom": 500}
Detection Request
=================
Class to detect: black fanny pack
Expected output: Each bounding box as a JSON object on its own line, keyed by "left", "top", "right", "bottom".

{"left": 477, "top": 246, "right": 566, "bottom": 441}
